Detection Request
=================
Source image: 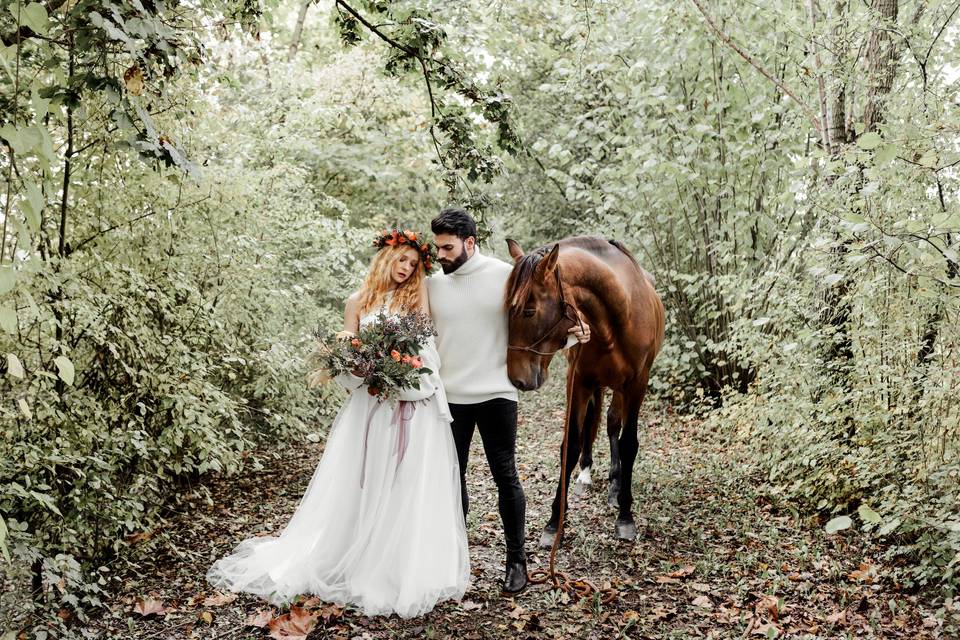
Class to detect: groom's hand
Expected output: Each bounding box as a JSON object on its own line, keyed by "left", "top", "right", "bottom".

{"left": 568, "top": 317, "right": 591, "bottom": 343}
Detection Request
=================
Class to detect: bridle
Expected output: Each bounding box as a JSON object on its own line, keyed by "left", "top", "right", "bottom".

{"left": 507, "top": 262, "right": 585, "bottom": 357}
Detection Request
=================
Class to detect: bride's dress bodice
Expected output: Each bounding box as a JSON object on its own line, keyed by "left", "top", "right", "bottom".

{"left": 352, "top": 292, "right": 450, "bottom": 418}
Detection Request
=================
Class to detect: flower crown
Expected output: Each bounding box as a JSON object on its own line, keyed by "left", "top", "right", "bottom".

{"left": 373, "top": 228, "right": 436, "bottom": 273}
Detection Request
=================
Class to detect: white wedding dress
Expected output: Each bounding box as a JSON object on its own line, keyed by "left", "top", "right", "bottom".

{"left": 206, "top": 300, "right": 470, "bottom": 618}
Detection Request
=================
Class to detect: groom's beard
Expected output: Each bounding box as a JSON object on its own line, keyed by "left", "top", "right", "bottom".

{"left": 440, "top": 249, "right": 469, "bottom": 274}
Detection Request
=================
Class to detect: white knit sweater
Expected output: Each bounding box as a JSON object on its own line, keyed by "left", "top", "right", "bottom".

{"left": 426, "top": 247, "right": 519, "bottom": 405}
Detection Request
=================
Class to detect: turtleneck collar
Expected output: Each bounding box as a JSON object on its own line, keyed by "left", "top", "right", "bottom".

{"left": 448, "top": 245, "right": 486, "bottom": 277}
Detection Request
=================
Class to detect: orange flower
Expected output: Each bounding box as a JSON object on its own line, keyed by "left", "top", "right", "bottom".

{"left": 401, "top": 354, "right": 412, "bottom": 364}
{"left": 410, "top": 357, "right": 423, "bottom": 369}
{"left": 391, "top": 350, "right": 402, "bottom": 362}
{"left": 351, "top": 338, "right": 361, "bottom": 347}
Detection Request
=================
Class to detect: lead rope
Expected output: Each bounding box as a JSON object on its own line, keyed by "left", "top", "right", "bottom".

{"left": 526, "top": 339, "right": 617, "bottom": 606}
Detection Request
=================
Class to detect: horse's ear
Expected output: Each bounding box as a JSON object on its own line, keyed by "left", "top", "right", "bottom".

{"left": 506, "top": 238, "right": 525, "bottom": 263}
{"left": 537, "top": 243, "right": 560, "bottom": 279}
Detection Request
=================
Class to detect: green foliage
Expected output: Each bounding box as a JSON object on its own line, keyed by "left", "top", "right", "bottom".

{"left": 2, "top": 0, "right": 959, "bottom": 625}
{"left": 1, "top": 0, "right": 451, "bottom": 629}
{"left": 434, "top": 0, "right": 960, "bottom": 590}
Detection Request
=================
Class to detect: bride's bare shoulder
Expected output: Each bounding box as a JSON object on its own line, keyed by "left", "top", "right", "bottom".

{"left": 345, "top": 291, "right": 363, "bottom": 314}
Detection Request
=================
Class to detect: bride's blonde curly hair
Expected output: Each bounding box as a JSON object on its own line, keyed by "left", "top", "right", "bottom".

{"left": 357, "top": 243, "right": 426, "bottom": 316}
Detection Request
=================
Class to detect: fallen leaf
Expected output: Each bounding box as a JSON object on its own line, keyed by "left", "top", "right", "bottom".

{"left": 318, "top": 603, "right": 343, "bottom": 623}
{"left": 656, "top": 575, "right": 680, "bottom": 584}
{"left": 268, "top": 606, "right": 318, "bottom": 640}
{"left": 133, "top": 597, "right": 168, "bottom": 618}
{"left": 691, "top": 582, "right": 711, "bottom": 592}
{"left": 126, "top": 530, "right": 155, "bottom": 545}
{"left": 649, "top": 606, "right": 672, "bottom": 621}
{"left": 623, "top": 610, "right": 640, "bottom": 623}
{"left": 203, "top": 592, "right": 238, "bottom": 607}
{"left": 197, "top": 611, "right": 213, "bottom": 625}
{"left": 123, "top": 65, "right": 144, "bottom": 96}
{"left": 461, "top": 600, "right": 483, "bottom": 611}
{"left": 825, "top": 609, "right": 847, "bottom": 625}
{"left": 246, "top": 609, "right": 273, "bottom": 628}
{"left": 508, "top": 605, "right": 526, "bottom": 619}
{"left": 692, "top": 595, "right": 713, "bottom": 609}
{"left": 848, "top": 562, "right": 877, "bottom": 583}
{"left": 667, "top": 564, "right": 695, "bottom": 578}
{"left": 755, "top": 594, "right": 780, "bottom": 621}
{"left": 752, "top": 622, "right": 780, "bottom": 637}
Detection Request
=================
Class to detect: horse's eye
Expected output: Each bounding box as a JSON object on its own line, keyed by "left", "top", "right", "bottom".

{"left": 522, "top": 308, "right": 536, "bottom": 318}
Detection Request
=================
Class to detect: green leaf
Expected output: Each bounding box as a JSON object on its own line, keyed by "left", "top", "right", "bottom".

{"left": 919, "top": 150, "right": 938, "bottom": 167}
{"left": 17, "top": 398, "right": 31, "bottom": 420}
{"left": 0, "top": 124, "right": 41, "bottom": 155}
{"left": 825, "top": 515, "right": 852, "bottom": 534}
{"left": 54, "top": 355, "right": 75, "bottom": 385}
{"left": 858, "top": 504, "right": 882, "bottom": 524}
{"left": 874, "top": 144, "right": 898, "bottom": 164}
{"left": 878, "top": 518, "right": 901, "bottom": 536}
{"left": 857, "top": 132, "right": 882, "bottom": 150}
{"left": 19, "top": 3, "right": 49, "bottom": 35}
{"left": 22, "top": 181, "right": 43, "bottom": 232}
{"left": 0, "top": 516, "right": 9, "bottom": 562}
{"left": 0, "top": 266, "right": 18, "bottom": 295}
{"left": 0, "top": 306, "right": 16, "bottom": 334}
{"left": 6, "top": 353, "right": 24, "bottom": 378}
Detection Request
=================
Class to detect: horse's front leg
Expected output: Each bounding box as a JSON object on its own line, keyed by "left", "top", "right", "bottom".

{"left": 540, "top": 383, "right": 594, "bottom": 549}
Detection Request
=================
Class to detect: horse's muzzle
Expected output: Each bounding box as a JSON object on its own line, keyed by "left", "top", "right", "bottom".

{"left": 510, "top": 372, "right": 543, "bottom": 392}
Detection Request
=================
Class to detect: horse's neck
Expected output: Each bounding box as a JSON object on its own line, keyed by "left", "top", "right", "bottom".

{"left": 564, "top": 253, "right": 631, "bottom": 344}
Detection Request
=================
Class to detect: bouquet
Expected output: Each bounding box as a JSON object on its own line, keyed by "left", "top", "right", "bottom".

{"left": 308, "top": 312, "right": 437, "bottom": 402}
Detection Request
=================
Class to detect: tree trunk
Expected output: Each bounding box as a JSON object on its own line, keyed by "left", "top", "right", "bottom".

{"left": 288, "top": 0, "right": 312, "bottom": 60}
{"left": 862, "top": 0, "right": 899, "bottom": 132}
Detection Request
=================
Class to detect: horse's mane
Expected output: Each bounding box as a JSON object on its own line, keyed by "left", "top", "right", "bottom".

{"left": 505, "top": 236, "right": 645, "bottom": 314}
{"left": 505, "top": 245, "right": 552, "bottom": 315}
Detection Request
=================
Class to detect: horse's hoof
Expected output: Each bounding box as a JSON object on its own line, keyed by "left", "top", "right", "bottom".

{"left": 573, "top": 480, "right": 592, "bottom": 496}
{"left": 615, "top": 520, "right": 637, "bottom": 542}
{"left": 539, "top": 527, "right": 559, "bottom": 549}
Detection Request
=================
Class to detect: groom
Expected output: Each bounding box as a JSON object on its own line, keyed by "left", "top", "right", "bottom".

{"left": 428, "top": 207, "right": 589, "bottom": 595}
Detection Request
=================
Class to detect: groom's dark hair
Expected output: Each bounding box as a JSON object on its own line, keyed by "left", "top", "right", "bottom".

{"left": 431, "top": 207, "right": 477, "bottom": 242}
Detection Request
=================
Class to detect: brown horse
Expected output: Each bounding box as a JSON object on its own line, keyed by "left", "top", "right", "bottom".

{"left": 504, "top": 236, "right": 664, "bottom": 544}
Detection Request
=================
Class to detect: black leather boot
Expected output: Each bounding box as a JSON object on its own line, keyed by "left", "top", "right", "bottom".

{"left": 502, "top": 553, "right": 528, "bottom": 595}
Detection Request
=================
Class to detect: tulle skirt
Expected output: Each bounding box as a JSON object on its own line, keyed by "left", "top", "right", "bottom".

{"left": 206, "top": 391, "right": 470, "bottom": 618}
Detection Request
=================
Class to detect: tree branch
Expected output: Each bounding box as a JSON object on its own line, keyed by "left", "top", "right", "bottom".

{"left": 688, "top": 0, "right": 823, "bottom": 135}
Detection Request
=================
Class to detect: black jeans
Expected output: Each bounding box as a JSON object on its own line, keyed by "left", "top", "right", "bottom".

{"left": 450, "top": 398, "right": 526, "bottom": 560}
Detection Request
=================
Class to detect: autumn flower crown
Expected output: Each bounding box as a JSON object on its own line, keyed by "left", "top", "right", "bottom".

{"left": 373, "top": 228, "right": 436, "bottom": 273}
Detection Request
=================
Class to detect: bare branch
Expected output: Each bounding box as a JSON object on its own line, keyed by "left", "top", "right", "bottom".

{"left": 688, "top": 0, "right": 824, "bottom": 135}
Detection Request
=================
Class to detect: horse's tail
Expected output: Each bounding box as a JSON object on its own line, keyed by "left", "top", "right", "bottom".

{"left": 608, "top": 239, "right": 656, "bottom": 286}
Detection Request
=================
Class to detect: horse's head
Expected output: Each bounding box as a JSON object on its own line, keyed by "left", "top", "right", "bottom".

{"left": 504, "top": 239, "right": 576, "bottom": 391}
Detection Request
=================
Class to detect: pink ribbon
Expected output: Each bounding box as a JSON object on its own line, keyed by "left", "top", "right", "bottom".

{"left": 392, "top": 400, "right": 416, "bottom": 469}
{"left": 359, "top": 400, "right": 417, "bottom": 488}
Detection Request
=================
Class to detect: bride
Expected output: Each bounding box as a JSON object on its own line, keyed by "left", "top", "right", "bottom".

{"left": 206, "top": 228, "right": 470, "bottom": 618}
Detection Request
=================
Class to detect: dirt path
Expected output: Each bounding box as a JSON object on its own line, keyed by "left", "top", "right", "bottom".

{"left": 87, "top": 370, "right": 952, "bottom": 639}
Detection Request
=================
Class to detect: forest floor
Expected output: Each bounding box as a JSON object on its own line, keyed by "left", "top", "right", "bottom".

{"left": 83, "top": 370, "right": 955, "bottom": 639}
